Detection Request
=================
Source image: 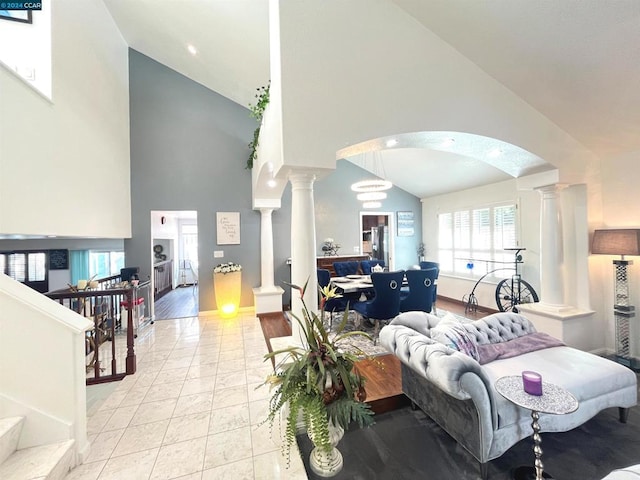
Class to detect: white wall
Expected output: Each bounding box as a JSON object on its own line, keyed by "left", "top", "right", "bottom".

{"left": 593, "top": 149, "right": 640, "bottom": 356}
{"left": 276, "top": 0, "right": 599, "bottom": 182}
{"left": 0, "top": 274, "right": 92, "bottom": 464}
{"left": 0, "top": 0, "right": 130, "bottom": 238}
{"left": 274, "top": 0, "right": 616, "bottom": 351}
{"left": 0, "top": 3, "right": 51, "bottom": 97}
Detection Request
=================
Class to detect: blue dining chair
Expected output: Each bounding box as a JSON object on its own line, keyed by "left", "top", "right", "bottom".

{"left": 353, "top": 270, "right": 405, "bottom": 342}
{"left": 317, "top": 269, "right": 348, "bottom": 314}
{"left": 360, "top": 259, "right": 385, "bottom": 275}
{"left": 317, "top": 269, "right": 360, "bottom": 330}
{"left": 399, "top": 268, "right": 439, "bottom": 313}
{"left": 419, "top": 261, "right": 440, "bottom": 309}
{"left": 333, "top": 261, "right": 360, "bottom": 277}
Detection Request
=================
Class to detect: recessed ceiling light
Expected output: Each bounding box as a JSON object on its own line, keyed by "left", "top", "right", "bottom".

{"left": 385, "top": 139, "right": 398, "bottom": 147}
{"left": 440, "top": 138, "right": 455, "bottom": 148}
{"left": 187, "top": 44, "right": 197, "bottom": 56}
{"left": 488, "top": 147, "right": 503, "bottom": 158}
{"left": 267, "top": 179, "right": 277, "bottom": 188}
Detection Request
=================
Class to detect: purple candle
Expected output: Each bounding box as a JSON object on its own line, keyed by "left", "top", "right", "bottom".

{"left": 522, "top": 371, "right": 543, "bottom": 396}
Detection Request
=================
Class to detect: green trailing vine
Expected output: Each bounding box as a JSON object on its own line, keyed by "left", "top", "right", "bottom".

{"left": 247, "top": 81, "right": 270, "bottom": 169}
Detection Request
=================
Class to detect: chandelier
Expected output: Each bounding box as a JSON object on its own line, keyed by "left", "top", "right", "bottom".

{"left": 362, "top": 201, "right": 382, "bottom": 209}
{"left": 350, "top": 151, "right": 392, "bottom": 210}
{"left": 351, "top": 179, "right": 392, "bottom": 193}
{"left": 356, "top": 191, "right": 387, "bottom": 201}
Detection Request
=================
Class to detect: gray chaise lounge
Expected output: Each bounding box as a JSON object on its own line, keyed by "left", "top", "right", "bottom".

{"left": 379, "top": 311, "right": 638, "bottom": 479}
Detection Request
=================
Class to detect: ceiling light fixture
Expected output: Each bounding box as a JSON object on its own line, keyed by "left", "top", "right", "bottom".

{"left": 351, "top": 179, "right": 392, "bottom": 192}
{"left": 440, "top": 138, "right": 455, "bottom": 148}
{"left": 385, "top": 139, "right": 398, "bottom": 147}
{"left": 267, "top": 178, "right": 277, "bottom": 188}
{"left": 488, "top": 147, "right": 503, "bottom": 158}
{"left": 362, "top": 201, "right": 382, "bottom": 209}
{"left": 187, "top": 44, "right": 197, "bottom": 56}
{"left": 351, "top": 150, "right": 393, "bottom": 194}
{"left": 357, "top": 191, "right": 387, "bottom": 201}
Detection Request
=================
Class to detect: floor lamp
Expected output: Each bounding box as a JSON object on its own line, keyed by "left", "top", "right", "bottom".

{"left": 592, "top": 229, "right": 640, "bottom": 370}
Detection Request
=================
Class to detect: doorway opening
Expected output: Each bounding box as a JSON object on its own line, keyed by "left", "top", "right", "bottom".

{"left": 150, "top": 211, "right": 199, "bottom": 320}
{"left": 360, "top": 212, "right": 395, "bottom": 270}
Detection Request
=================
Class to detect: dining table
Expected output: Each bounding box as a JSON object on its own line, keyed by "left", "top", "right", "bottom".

{"left": 330, "top": 274, "right": 410, "bottom": 295}
{"left": 330, "top": 275, "right": 375, "bottom": 295}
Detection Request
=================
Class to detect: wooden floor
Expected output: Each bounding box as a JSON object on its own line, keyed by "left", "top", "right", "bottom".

{"left": 153, "top": 285, "right": 199, "bottom": 320}
{"left": 257, "top": 297, "right": 496, "bottom": 415}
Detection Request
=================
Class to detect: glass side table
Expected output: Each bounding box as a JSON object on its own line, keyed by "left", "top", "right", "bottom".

{"left": 495, "top": 376, "right": 579, "bottom": 480}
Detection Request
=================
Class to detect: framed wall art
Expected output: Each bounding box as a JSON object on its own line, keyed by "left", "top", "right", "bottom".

{"left": 397, "top": 211, "right": 415, "bottom": 237}
{"left": 216, "top": 212, "right": 241, "bottom": 245}
{"left": 0, "top": 10, "right": 32, "bottom": 24}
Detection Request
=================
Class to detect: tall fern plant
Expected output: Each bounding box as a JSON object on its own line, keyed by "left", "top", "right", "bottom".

{"left": 262, "top": 279, "right": 375, "bottom": 463}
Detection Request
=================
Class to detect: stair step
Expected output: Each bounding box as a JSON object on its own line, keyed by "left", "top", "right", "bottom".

{"left": 0, "top": 417, "right": 24, "bottom": 465}
{"left": 0, "top": 439, "right": 74, "bottom": 480}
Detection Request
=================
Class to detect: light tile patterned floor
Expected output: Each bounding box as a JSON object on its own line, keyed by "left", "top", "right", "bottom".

{"left": 66, "top": 312, "right": 308, "bottom": 480}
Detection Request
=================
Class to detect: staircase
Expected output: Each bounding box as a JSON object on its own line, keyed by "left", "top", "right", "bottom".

{"left": 0, "top": 417, "right": 74, "bottom": 480}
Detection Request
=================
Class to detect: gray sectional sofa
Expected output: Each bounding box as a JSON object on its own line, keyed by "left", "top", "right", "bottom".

{"left": 379, "top": 311, "right": 638, "bottom": 479}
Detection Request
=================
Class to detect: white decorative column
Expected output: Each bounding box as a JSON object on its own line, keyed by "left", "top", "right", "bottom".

{"left": 537, "top": 184, "right": 565, "bottom": 307}
{"left": 260, "top": 208, "right": 275, "bottom": 288}
{"left": 253, "top": 205, "right": 284, "bottom": 314}
{"left": 519, "top": 182, "right": 595, "bottom": 351}
{"left": 289, "top": 172, "right": 319, "bottom": 342}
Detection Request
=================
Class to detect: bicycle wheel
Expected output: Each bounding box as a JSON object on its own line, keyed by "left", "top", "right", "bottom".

{"left": 495, "top": 279, "right": 539, "bottom": 312}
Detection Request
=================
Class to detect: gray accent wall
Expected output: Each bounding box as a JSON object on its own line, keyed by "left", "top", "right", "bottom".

{"left": 127, "top": 50, "right": 260, "bottom": 311}
{"left": 315, "top": 161, "right": 422, "bottom": 270}
{"left": 126, "top": 50, "right": 422, "bottom": 313}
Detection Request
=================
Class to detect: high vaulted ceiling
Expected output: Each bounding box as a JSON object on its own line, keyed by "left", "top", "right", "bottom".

{"left": 103, "top": 0, "right": 640, "bottom": 198}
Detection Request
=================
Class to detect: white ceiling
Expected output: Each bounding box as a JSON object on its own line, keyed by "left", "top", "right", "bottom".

{"left": 103, "top": 0, "right": 640, "bottom": 198}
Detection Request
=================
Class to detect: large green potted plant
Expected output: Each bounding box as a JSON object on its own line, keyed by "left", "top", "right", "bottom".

{"left": 262, "top": 280, "right": 375, "bottom": 476}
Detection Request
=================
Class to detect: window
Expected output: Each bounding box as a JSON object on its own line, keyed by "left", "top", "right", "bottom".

{"left": 89, "top": 251, "right": 125, "bottom": 278}
{"left": 438, "top": 203, "right": 518, "bottom": 278}
{"left": 0, "top": 250, "right": 49, "bottom": 292}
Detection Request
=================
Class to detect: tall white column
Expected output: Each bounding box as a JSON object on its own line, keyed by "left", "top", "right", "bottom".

{"left": 253, "top": 204, "right": 283, "bottom": 315}
{"left": 260, "top": 208, "right": 275, "bottom": 289}
{"left": 537, "top": 184, "right": 565, "bottom": 307}
{"left": 289, "top": 172, "right": 318, "bottom": 342}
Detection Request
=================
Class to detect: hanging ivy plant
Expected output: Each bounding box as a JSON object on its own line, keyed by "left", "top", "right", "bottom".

{"left": 247, "top": 81, "right": 270, "bottom": 169}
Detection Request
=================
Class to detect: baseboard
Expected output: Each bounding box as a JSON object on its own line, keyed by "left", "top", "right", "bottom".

{"left": 437, "top": 295, "right": 499, "bottom": 314}
{"left": 198, "top": 306, "right": 255, "bottom": 316}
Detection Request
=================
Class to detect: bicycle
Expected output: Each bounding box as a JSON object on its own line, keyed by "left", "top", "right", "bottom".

{"left": 463, "top": 247, "right": 539, "bottom": 314}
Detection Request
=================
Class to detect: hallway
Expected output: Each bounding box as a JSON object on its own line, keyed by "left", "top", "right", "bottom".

{"left": 153, "top": 286, "right": 199, "bottom": 320}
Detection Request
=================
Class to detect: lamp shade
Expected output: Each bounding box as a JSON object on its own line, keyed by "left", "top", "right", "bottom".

{"left": 591, "top": 229, "right": 640, "bottom": 256}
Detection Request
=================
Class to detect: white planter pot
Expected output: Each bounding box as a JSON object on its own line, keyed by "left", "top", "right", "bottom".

{"left": 308, "top": 420, "right": 344, "bottom": 477}
{"left": 213, "top": 271, "right": 241, "bottom": 318}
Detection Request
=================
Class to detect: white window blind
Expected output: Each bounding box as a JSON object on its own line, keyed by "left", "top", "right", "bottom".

{"left": 438, "top": 203, "right": 518, "bottom": 277}
{"left": 28, "top": 253, "right": 46, "bottom": 281}
{"left": 438, "top": 213, "right": 453, "bottom": 272}
{"left": 8, "top": 253, "right": 26, "bottom": 282}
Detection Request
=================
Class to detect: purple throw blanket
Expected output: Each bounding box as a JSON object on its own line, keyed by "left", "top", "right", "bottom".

{"left": 476, "top": 332, "right": 565, "bottom": 365}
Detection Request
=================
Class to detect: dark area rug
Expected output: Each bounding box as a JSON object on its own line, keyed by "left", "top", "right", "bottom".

{"left": 297, "top": 402, "right": 640, "bottom": 480}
